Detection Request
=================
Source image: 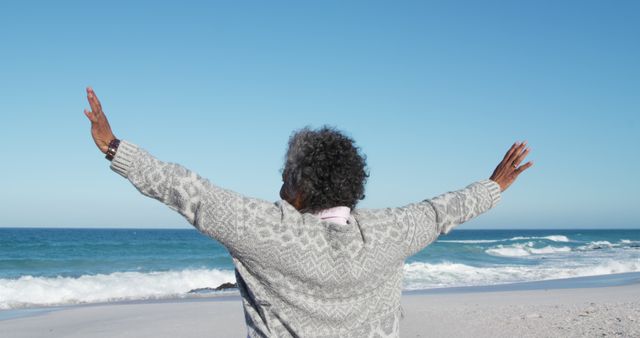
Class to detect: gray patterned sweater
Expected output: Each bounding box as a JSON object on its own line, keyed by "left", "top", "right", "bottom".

{"left": 109, "top": 140, "right": 502, "bottom": 337}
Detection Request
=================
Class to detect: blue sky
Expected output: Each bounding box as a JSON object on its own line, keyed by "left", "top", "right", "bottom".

{"left": 0, "top": 1, "right": 638, "bottom": 229}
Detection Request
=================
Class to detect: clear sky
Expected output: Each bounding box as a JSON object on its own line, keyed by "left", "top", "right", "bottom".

{"left": 0, "top": 1, "right": 638, "bottom": 229}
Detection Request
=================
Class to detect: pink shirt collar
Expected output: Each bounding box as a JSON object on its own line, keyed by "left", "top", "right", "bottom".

{"left": 313, "top": 206, "right": 351, "bottom": 225}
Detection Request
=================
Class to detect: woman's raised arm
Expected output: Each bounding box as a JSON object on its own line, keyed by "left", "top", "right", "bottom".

{"left": 82, "top": 87, "right": 257, "bottom": 252}
{"left": 399, "top": 141, "right": 533, "bottom": 256}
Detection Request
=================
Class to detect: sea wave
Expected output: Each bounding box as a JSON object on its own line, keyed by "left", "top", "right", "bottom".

{"left": 0, "top": 269, "right": 236, "bottom": 310}
{"left": 509, "top": 235, "right": 570, "bottom": 242}
{"left": 402, "top": 260, "right": 640, "bottom": 290}
{"left": 485, "top": 242, "right": 572, "bottom": 257}
{"left": 439, "top": 235, "right": 571, "bottom": 244}
{"left": 3, "top": 259, "right": 640, "bottom": 310}
{"left": 576, "top": 241, "right": 616, "bottom": 251}
{"left": 482, "top": 238, "right": 638, "bottom": 258}
{"left": 575, "top": 240, "right": 640, "bottom": 251}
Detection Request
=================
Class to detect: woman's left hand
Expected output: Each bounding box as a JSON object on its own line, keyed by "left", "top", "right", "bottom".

{"left": 490, "top": 141, "right": 533, "bottom": 192}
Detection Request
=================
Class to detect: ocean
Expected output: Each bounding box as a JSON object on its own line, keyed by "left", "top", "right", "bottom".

{"left": 1, "top": 228, "right": 638, "bottom": 310}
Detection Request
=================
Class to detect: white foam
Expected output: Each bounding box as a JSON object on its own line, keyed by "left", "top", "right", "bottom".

{"left": 592, "top": 240, "right": 614, "bottom": 246}
{"left": 509, "top": 235, "right": 570, "bottom": 242}
{"left": 576, "top": 241, "right": 616, "bottom": 251}
{"left": 0, "top": 269, "right": 236, "bottom": 310}
{"left": 485, "top": 244, "right": 532, "bottom": 257}
{"left": 544, "top": 235, "right": 570, "bottom": 242}
{"left": 485, "top": 242, "right": 572, "bottom": 258}
{"left": 529, "top": 246, "right": 572, "bottom": 254}
{"left": 439, "top": 235, "right": 571, "bottom": 244}
{"left": 402, "top": 260, "right": 640, "bottom": 290}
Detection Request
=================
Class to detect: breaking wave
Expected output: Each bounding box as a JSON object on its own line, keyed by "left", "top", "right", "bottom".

{"left": 0, "top": 269, "right": 236, "bottom": 310}
{"left": 485, "top": 242, "right": 572, "bottom": 257}
{"left": 484, "top": 239, "right": 636, "bottom": 258}
{"left": 509, "top": 235, "right": 570, "bottom": 242}
{"left": 402, "top": 260, "right": 640, "bottom": 290}
{"left": 439, "top": 235, "right": 571, "bottom": 244}
{"left": 6, "top": 259, "right": 639, "bottom": 310}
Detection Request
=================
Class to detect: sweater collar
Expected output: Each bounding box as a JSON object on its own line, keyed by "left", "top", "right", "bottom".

{"left": 313, "top": 206, "right": 351, "bottom": 225}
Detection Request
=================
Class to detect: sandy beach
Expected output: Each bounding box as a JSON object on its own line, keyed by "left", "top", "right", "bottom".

{"left": 1, "top": 274, "right": 639, "bottom": 338}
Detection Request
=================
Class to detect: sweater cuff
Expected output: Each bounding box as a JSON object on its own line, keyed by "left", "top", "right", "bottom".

{"left": 109, "top": 140, "right": 139, "bottom": 178}
{"left": 477, "top": 179, "right": 502, "bottom": 208}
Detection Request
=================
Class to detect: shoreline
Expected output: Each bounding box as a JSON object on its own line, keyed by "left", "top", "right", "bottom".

{"left": 1, "top": 272, "right": 639, "bottom": 337}
{"left": 2, "top": 271, "right": 639, "bottom": 321}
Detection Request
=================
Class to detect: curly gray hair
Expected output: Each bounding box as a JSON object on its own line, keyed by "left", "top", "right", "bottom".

{"left": 280, "top": 126, "right": 369, "bottom": 213}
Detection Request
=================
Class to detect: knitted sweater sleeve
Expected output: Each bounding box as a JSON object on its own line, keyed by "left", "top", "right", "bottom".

{"left": 396, "top": 179, "right": 502, "bottom": 257}
{"left": 108, "top": 140, "right": 253, "bottom": 250}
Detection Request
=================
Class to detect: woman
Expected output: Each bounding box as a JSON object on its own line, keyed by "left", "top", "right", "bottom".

{"left": 84, "top": 87, "right": 532, "bottom": 337}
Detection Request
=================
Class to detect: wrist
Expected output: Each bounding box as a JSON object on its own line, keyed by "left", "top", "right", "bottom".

{"left": 105, "top": 138, "right": 121, "bottom": 161}
{"left": 109, "top": 140, "right": 138, "bottom": 178}
{"left": 489, "top": 177, "right": 506, "bottom": 192}
{"left": 479, "top": 179, "right": 503, "bottom": 207}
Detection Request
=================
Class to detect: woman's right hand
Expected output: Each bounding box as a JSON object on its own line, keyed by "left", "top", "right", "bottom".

{"left": 83, "top": 87, "right": 116, "bottom": 154}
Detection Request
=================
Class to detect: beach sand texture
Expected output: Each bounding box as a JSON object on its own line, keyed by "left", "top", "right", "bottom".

{"left": 1, "top": 283, "right": 638, "bottom": 338}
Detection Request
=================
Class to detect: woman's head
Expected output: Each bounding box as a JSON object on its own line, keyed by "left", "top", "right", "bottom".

{"left": 280, "top": 126, "right": 369, "bottom": 213}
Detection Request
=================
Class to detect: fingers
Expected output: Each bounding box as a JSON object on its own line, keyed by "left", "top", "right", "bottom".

{"left": 502, "top": 142, "right": 518, "bottom": 162}
{"left": 86, "top": 87, "right": 103, "bottom": 114}
{"left": 512, "top": 146, "right": 531, "bottom": 167}
{"left": 503, "top": 141, "right": 525, "bottom": 163}
{"left": 516, "top": 161, "right": 534, "bottom": 174}
{"left": 84, "top": 108, "right": 97, "bottom": 123}
{"left": 505, "top": 141, "right": 527, "bottom": 167}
